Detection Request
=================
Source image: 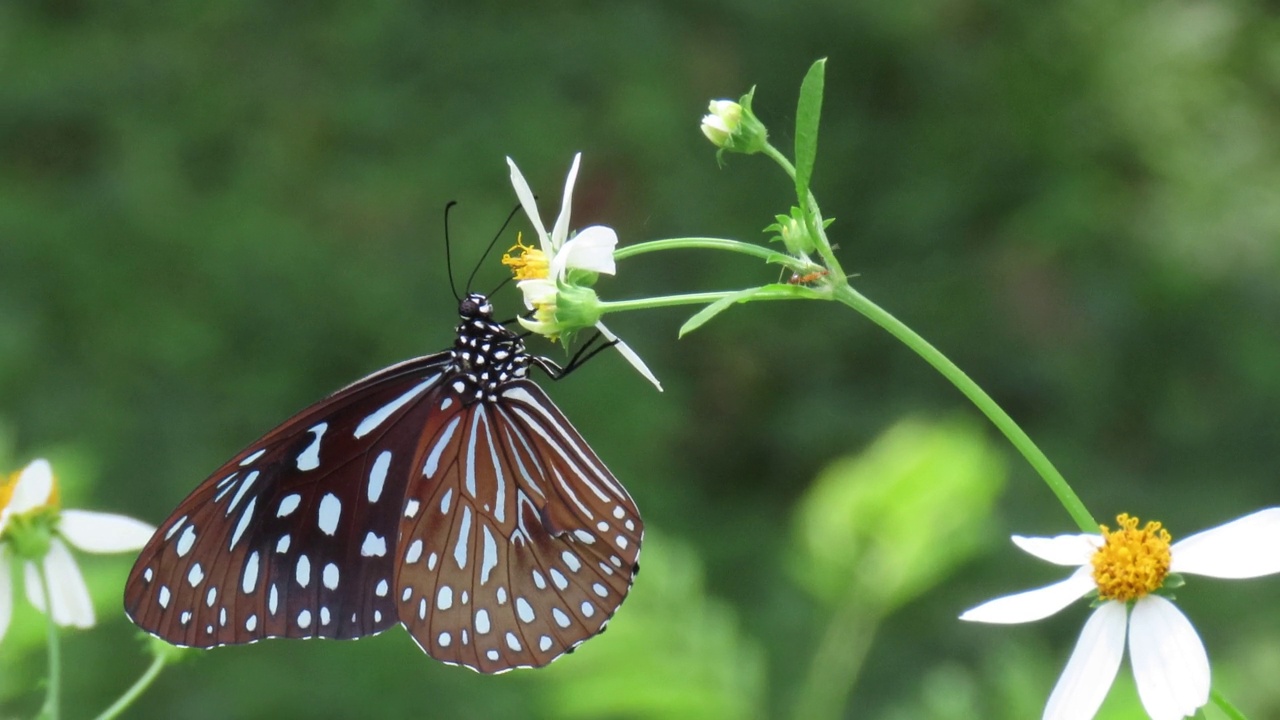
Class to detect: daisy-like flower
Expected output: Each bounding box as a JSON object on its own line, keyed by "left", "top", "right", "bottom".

{"left": 503, "top": 153, "right": 662, "bottom": 391}
{"left": 961, "top": 509, "right": 1280, "bottom": 720}
{"left": 0, "top": 459, "right": 155, "bottom": 643}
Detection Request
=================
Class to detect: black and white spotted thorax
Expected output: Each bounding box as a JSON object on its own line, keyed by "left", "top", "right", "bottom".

{"left": 449, "top": 293, "right": 531, "bottom": 403}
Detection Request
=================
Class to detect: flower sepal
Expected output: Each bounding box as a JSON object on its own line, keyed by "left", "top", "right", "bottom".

{"left": 4, "top": 511, "right": 55, "bottom": 562}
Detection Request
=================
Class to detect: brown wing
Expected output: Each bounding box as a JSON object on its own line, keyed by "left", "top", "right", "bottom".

{"left": 394, "top": 379, "right": 642, "bottom": 673}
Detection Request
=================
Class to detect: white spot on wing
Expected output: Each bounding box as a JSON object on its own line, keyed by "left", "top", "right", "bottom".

{"left": 550, "top": 568, "right": 568, "bottom": 590}
{"left": 516, "top": 597, "right": 535, "bottom": 624}
{"left": 164, "top": 515, "right": 188, "bottom": 541}
{"left": 323, "top": 563, "right": 340, "bottom": 590}
{"left": 176, "top": 525, "right": 197, "bottom": 557}
{"left": 437, "top": 585, "right": 453, "bottom": 610}
{"left": 552, "top": 608, "right": 570, "bottom": 628}
{"left": 317, "top": 493, "right": 341, "bottom": 535}
{"left": 269, "top": 584, "right": 279, "bottom": 614}
{"left": 229, "top": 497, "right": 257, "bottom": 550}
{"left": 424, "top": 416, "right": 462, "bottom": 478}
{"left": 206, "top": 586, "right": 217, "bottom": 607}
{"left": 297, "top": 423, "right": 328, "bottom": 471}
{"left": 406, "top": 539, "right": 423, "bottom": 564}
{"left": 296, "top": 554, "right": 311, "bottom": 587}
{"left": 243, "top": 551, "right": 260, "bottom": 594}
{"left": 355, "top": 376, "right": 439, "bottom": 438}
{"left": 592, "top": 582, "right": 608, "bottom": 597}
{"left": 561, "top": 551, "right": 582, "bottom": 572}
{"left": 276, "top": 534, "right": 291, "bottom": 554}
{"left": 298, "top": 609, "right": 312, "bottom": 628}
{"left": 246, "top": 614, "right": 258, "bottom": 632}
{"left": 241, "top": 449, "right": 266, "bottom": 466}
{"left": 539, "top": 635, "right": 552, "bottom": 652}
{"left": 505, "top": 632, "right": 522, "bottom": 652}
{"left": 376, "top": 579, "right": 389, "bottom": 597}
{"left": 277, "top": 494, "right": 301, "bottom": 517}
{"left": 440, "top": 488, "right": 453, "bottom": 514}
{"left": 404, "top": 499, "right": 421, "bottom": 518}
{"left": 226, "top": 471, "right": 259, "bottom": 515}
{"left": 368, "top": 450, "right": 391, "bottom": 503}
{"left": 453, "top": 505, "right": 472, "bottom": 569}
{"left": 480, "top": 525, "right": 498, "bottom": 585}
{"left": 158, "top": 585, "right": 171, "bottom": 608}
{"left": 475, "top": 609, "right": 491, "bottom": 634}
{"left": 187, "top": 563, "right": 205, "bottom": 587}
{"left": 439, "top": 631, "right": 452, "bottom": 647}
{"left": 580, "top": 601, "right": 595, "bottom": 618}
{"left": 361, "top": 531, "right": 387, "bottom": 557}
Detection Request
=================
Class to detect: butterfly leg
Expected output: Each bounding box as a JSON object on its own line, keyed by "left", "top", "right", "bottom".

{"left": 533, "top": 332, "right": 618, "bottom": 380}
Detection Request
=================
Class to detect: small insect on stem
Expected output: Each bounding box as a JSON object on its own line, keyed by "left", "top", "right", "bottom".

{"left": 788, "top": 269, "right": 830, "bottom": 285}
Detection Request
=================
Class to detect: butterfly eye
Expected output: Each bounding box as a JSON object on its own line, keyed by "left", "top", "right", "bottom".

{"left": 124, "top": 293, "right": 642, "bottom": 674}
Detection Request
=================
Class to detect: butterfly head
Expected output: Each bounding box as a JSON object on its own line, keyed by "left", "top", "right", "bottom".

{"left": 452, "top": 293, "right": 531, "bottom": 402}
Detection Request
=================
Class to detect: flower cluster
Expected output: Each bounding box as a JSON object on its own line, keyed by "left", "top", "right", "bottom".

{"left": 503, "top": 153, "right": 662, "bottom": 390}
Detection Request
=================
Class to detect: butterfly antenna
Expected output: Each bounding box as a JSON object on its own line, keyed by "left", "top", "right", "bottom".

{"left": 466, "top": 202, "right": 525, "bottom": 294}
{"left": 444, "top": 200, "right": 461, "bottom": 302}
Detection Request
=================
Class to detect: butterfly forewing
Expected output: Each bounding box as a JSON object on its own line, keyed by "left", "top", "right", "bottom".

{"left": 125, "top": 355, "right": 453, "bottom": 646}
{"left": 396, "top": 379, "right": 642, "bottom": 672}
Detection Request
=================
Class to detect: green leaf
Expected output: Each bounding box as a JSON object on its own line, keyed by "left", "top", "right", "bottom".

{"left": 677, "top": 284, "right": 807, "bottom": 337}
{"left": 791, "top": 416, "right": 1007, "bottom": 611}
{"left": 794, "top": 58, "right": 827, "bottom": 207}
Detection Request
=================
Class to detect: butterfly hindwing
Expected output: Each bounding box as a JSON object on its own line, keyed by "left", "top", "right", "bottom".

{"left": 125, "top": 355, "right": 453, "bottom": 646}
{"left": 395, "top": 379, "right": 642, "bottom": 672}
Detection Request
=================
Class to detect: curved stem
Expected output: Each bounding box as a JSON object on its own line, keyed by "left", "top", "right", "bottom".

{"left": 38, "top": 565, "right": 61, "bottom": 720}
{"left": 92, "top": 653, "right": 169, "bottom": 720}
{"left": 614, "top": 237, "right": 795, "bottom": 266}
{"left": 835, "top": 284, "right": 1096, "bottom": 531}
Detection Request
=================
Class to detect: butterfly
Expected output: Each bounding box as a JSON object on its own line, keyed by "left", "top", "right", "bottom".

{"left": 124, "top": 291, "right": 643, "bottom": 674}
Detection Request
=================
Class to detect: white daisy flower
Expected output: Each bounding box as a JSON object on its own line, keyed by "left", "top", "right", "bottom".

{"left": 503, "top": 153, "right": 662, "bottom": 391}
{"left": 961, "top": 509, "right": 1280, "bottom": 720}
{"left": 0, "top": 459, "right": 155, "bottom": 642}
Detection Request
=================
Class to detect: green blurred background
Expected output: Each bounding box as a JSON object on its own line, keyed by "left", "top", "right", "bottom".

{"left": 3, "top": 1, "right": 1280, "bottom": 718}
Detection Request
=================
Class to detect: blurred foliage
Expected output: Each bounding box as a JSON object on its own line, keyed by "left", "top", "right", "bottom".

{"left": 2, "top": 0, "right": 1280, "bottom": 718}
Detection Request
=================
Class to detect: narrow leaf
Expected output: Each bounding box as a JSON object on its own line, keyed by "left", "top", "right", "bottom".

{"left": 794, "top": 58, "right": 827, "bottom": 206}
{"left": 678, "top": 284, "right": 815, "bottom": 337}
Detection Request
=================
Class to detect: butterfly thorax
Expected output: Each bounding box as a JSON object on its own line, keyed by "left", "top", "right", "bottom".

{"left": 450, "top": 293, "right": 531, "bottom": 403}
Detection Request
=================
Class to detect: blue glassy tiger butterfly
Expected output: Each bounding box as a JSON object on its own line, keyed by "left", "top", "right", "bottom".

{"left": 124, "top": 216, "right": 643, "bottom": 674}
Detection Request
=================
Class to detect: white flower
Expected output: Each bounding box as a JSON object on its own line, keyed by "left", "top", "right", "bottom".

{"left": 505, "top": 153, "right": 662, "bottom": 391}
{"left": 0, "top": 459, "right": 155, "bottom": 643}
{"left": 961, "top": 509, "right": 1280, "bottom": 720}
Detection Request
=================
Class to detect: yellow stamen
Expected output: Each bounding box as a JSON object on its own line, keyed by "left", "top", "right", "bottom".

{"left": 0, "top": 470, "right": 17, "bottom": 513}
{"left": 1091, "top": 513, "right": 1172, "bottom": 602}
{"left": 501, "top": 233, "right": 550, "bottom": 281}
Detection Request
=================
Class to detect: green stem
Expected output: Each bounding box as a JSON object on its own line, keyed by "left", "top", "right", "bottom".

{"left": 599, "top": 286, "right": 820, "bottom": 314}
{"left": 1210, "top": 687, "right": 1248, "bottom": 720}
{"left": 791, "top": 591, "right": 881, "bottom": 720}
{"left": 92, "top": 653, "right": 169, "bottom": 720}
{"left": 614, "top": 237, "right": 796, "bottom": 266}
{"left": 759, "top": 144, "right": 848, "bottom": 282}
{"left": 834, "top": 284, "right": 1096, "bottom": 531}
{"left": 38, "top": 565, "right": 61, "bottom": 720}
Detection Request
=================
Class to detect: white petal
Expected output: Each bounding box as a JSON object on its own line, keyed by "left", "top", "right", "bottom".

{"left": 507, "top": 156, "right": 551, "bottom": 253}
{"left": 1129, "top": 596, "right": 1210, "bottom": 720}
{"left": 595, "top": 322, "right": 662, "bottom": 392}
{"left": 1012, "top": 533, "right": 1100, "bottom": 566}
{"left": 10, "top": 458, "right": 55, "bottom": 514}
{"left": 59, "top": 510, "right": 156, "bottom": 553}
{"left": 515, "top": 278, "right": 557, "bottom": 311}
{"left": 34, "top": 539, "right": 95, "bottom": 628}
{"left": 0, "top": 550, "right": 11, "bottom": 645}
{"left": 1043, "top": 601, "right": 1128, "bottom": 720}
{"left": 1170, "top": 508, "right": 1280, "bottom": 579}
{"left": 549, "top": 152, "right": 582, "bottom": 251}
{"left": 555, "top": 226, "right": 618, "bottom": 277}
{"left": 960, "top": 566, "right": 1094, "bottom": 624}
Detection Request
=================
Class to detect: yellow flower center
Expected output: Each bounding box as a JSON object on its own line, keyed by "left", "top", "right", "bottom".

{"left": 501, "top": 234, "right": 550, "bottom": 281}
{"left": 1091, "top": 513, "right": 1172, "bottom": 602}
{"left": 0, "top": 471, "right": 16, "bottom": 514}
